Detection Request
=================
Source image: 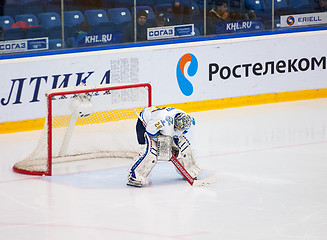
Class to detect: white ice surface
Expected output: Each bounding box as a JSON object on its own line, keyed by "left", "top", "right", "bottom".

{"left": 1, "top": 99, "right": 327, "bottom": 240}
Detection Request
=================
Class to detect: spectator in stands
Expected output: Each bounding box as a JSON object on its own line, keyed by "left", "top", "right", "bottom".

{"left": 155, "top": 12, "right": 166, "bottom": 27}
{"left": 207, "top": 1, "right": 229, "bottom": 35}
{"left": 123, "top": 10, "right": 149, "bottom": 43}
{"left": 172, "top": 0, "right": 192, "bottom": 25}
{"left": 315, "top": 0, "right": 327, "bottom": 12}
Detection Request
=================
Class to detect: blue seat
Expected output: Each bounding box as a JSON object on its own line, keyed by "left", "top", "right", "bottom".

{"left": 3, "top": 28, "right": 25, "bottom": 40}
{"left": 85, "top": 9, "right": 116, "bottom": 34}
{"left": 21, "top": 0, "right": 46, "bottom": 16}
{"left": 295, "top": 3, "right": 315, "bottom": 14}
{"left": 264, "top": 19, "right": 282, "bottom": 30}
{"left": 90, "top": 22, "right": 116, "bottom": 34}
{"left": 64, "top": 11, "right": 85, "bottom": 28}
{"left": 38, "top": 12, "right": 62, "bottom": 29}
{"left": 265, "top": 0, "right": 288, "bottom": 9}
{"left": 15, "top": 14, "right": 39, "bottom": 27}
{"left": 25, "top": 26, "right": 47, "bottom": 39}
{"left": 191, "top": 1, "right": 202, "bottom": 19}
{"left": 245, "top": 0, "right": 265, "bottom": 11}
{"left": 4, "top": 2, "right": 22, "bottom": 18}
{"left": 136, "top": 0, "right": 157, "bottom": 6}
{"left": 156, "top": 0, "right": 171, "bottom": 4}
{"left": 38, "top": 12, "right": 74, "bottom": 39}
{"left": 46, "top": 25, "right": 73, "bottom": 39}
{"left": 288, "top": 0, "right": 309, "bottom": 8}
{"left": 193, "top": 27, "right": 200, "bottom": 36}
{"left": 107, "top": 8, "right": 132, "bottom": 26}
{"left": 0, "top": 16, "right": 15, "bottom": 29}
{"left": 49, "top": 39, "right": 64, "bottom": 49}
{"left": 85, "top": 9, "right": 110, "bottom": 26}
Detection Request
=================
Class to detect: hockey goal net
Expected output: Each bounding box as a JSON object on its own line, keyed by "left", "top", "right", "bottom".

{"left": 13, "top": 83, "right": 152, "bottom": 176}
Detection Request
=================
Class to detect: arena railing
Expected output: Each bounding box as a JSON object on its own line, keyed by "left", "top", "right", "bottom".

{"left": 0, "top": 0, "right": 326, "bottom": 55}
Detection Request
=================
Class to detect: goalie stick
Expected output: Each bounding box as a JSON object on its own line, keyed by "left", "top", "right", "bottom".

{"left": 134, "top": 109, "right": 215, "bottom": 187}
{"left": 170, "top": 155, "right": 216, "bottom": 187}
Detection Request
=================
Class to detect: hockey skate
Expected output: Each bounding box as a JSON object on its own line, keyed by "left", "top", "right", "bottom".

{"left": 127, "top": 178, "right": 143, "bottom": 187}
{"left": 127, "top": 173, "right": 148, "bottom": 187}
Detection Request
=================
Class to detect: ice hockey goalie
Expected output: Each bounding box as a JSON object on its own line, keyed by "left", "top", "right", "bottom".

{"left": 127, "top": 106, "right": 202, "bottom": 187}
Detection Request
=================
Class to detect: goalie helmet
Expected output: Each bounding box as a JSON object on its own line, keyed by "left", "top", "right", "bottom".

{"left": 174, "top": 113, "right": 192, "bottom": 131}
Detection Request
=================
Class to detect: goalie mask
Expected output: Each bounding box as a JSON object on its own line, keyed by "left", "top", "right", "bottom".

{"left": 174, "top": 113, "right": 192, "bottom": 131}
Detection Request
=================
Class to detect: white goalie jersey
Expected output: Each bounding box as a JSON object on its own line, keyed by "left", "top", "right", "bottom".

{"left": 140, "top": 106, "right": 190, "bottom": 139}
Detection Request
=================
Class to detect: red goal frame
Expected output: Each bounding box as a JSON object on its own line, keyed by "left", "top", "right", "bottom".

{"left": 13, "top": 83, "right": 152, "bottom": 176}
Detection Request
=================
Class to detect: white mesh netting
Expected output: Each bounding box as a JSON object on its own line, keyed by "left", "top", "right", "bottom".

{"left": 13, "top": 83, "right": 151, "bottom": 175}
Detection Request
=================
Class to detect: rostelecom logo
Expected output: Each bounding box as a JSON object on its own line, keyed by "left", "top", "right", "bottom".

{"left": 176, "top": 53, "right": 198, "bottom": 96}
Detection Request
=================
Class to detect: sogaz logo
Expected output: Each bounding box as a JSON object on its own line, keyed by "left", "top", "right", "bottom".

{"left": 176, "top": 53, "right": 198, "bottom": 96}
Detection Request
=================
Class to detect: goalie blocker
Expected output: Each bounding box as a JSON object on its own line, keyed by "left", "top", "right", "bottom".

{"left": 127, "top": 106, "right": 202, "bottom": 187}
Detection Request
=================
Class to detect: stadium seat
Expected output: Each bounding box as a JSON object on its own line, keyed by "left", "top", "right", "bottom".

{"left": 38, "top": 12, "right": 62, "bottom": 29}
{"left": 191, "top": 1, "right": 202, "bottom": 18}
{"left": 0, "top": 16, "right": 15, "bottom": 29}
{"left": 136, "top": 0, "right": 157, "bottom": 7}
{"left": 49, "top": 38, "right": 64, "bottom": 50}
{"left": 295, "top": 3, "right": 315, "bottom": 14}
{"left": 15, "top": 14, "right": 39, "bottom": 27}
{"left": 193, "top": 27, "right": 200, "bottom": 36}
{"left": 46, "top": 3, "right": 61, "bottom": 14}
{"left": 3, "top": 28, "right": 25, "bottom": 40}
{"left": 4, "top": 2, "right": 22, "bottom": 18}
{"left": 21, "top": 0, "right": 46, "bottom": 16}
{"left": 38, "top": 12, "right": 74, "bottom": 39}
{"left": 64, "top": 11, "right": 85, "bottom": 29}
{"left": 288, "top": 0, "right": 309, "bottom": 8}
{"left": 156, "top": 0, "right": 171, "bottom": 4}
{"left": 107, "top": 8, "right": 132, "bottom": 27}
{"left": 90, "top": 22, "right": 116, "bottom": 34}
{"left": 25, "top": 26, "right": 47, "bottom": 39}
{"left": 265, "top": 0, "right": 288, "bottom": 10}
{"left": 263, "top": 19, "right": 282, "bottom": 30}
{"left": 245, "top": 0, "right": 265, "bottom": 11}
{"left": 85, "top": 9, "right": 110, "bottom": 26}
{"left": 85, "top": 9, "right": 116, "bottom": 34}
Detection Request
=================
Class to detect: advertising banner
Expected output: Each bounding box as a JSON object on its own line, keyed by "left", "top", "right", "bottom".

{"left": 280, "top": 12, "right": 327, "bottom": 27}
{"left": 73, "top": 32, "right": 123, "bottom": 47}
{"left": 147, "top": 24, "right": 194, "bottom": 40}
{"left": 0, "top": 30, "right": 326, "bottom": 123}
{"left": 0, "top": 37, "right": 48, "bottom": 54}
{"left": 216, "top": 19, "right": 263, "bottom": 34}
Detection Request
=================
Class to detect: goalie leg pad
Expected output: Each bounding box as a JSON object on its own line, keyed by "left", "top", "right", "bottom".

{"left": 176, "top": 135, "right": 202, "bottom": 179}
{"left": 128, "top": 133, "right": 158, "bottom": 187}
{"left": 157, "top": 135, "right": 172, "bottom": 161}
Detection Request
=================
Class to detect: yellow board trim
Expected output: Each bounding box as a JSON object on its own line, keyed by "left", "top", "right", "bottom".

{"left": 1, "top": 88, "right": 327, "bottom": 134}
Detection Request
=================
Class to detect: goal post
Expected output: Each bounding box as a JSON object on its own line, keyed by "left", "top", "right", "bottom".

{"left": 13, "top": 83, "right": 152, "bottom": 176}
